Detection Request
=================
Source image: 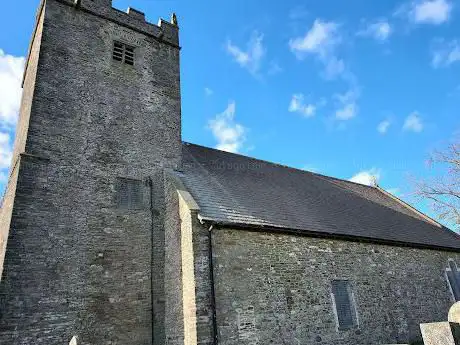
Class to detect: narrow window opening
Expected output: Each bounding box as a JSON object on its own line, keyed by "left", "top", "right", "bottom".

{"left": 112, "top": 41, "right": 135, "bottom": 66}
{"left": 446, "top": 259, "right": 460, "bottom": 301}
{"left": 331, "top": 280, "right": 358, "bottom": 330}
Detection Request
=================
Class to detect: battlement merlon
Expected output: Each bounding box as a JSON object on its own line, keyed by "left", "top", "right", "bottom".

{"left": 58, "top": 0, "right": 180, "bottom": 46}
{"left": 70, "top": 0, "right": 180, "bottom": 47}
{"left": 22, "top": 0, "right": 180, "bottom": 87}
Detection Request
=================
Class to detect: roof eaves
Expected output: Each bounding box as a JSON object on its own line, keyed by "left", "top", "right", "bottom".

{"left": 197, "top": 216, "right": 460, "bottom": 252}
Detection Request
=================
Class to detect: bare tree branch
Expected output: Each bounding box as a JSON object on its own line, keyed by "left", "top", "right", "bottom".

{"left": 414, "top": 138, "right": 460, "bottom": 230}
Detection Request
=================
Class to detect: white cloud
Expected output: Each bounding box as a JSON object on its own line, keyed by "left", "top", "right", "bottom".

{"left": 0, "top": 49, "right": 25, "bottom": 126}
{"left": 289, "top": 19, "right": 345, "bottom": 79}
{"left": 358, "top": 20, "right": 392, "bottom": 41}
{"left": 431, "top": 39, "right": 460, "bottom": 68}
{"left": 0, "top": 171, "right": 8, "bottom": 184}
{"left": 334, "top": 90, "right": 359, "bottom": 120}
{"left": 208, "top": 102, "right": 246, "bottom": 153}
{"left": 288, "top": 94, "right": 317, "bottom": 117}
{"left": 377, "top": 119, "right": 391, "bottom": 134}
{"left": 289, "top": 19, "right": 340, "bottom": 57}
{"left": 336, "top": 103, "right": 357, "bottom": 120}
{"left": 226, "top": 31, "right": 265, "bottom": 76}
{"left": 0, "top": 49, "right": 22, "bottom": 188}
{"left": 413, "top": 0, "right": 452, "bottom": 24}
{"left": 0, "top": 132, "right": 12, "bottom": 171}
{"left": 350, "top": 168, "right": 381, "bottom": 186}
{"left": 401, "top": 0, "right": 453, "bottom": 24}
{"left": 205, "top": 87, "right": 213, "bottom": 96}
{"left": 403, "top": 112, "right": 424, "bottom": 132}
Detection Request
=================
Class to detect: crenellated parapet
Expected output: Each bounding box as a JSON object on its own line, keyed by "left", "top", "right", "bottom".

{"left": 60, "top": 0, "right": 180, "bottom": 48}
{"left": 157, "top": 18, "right": 180, "bottom": 48}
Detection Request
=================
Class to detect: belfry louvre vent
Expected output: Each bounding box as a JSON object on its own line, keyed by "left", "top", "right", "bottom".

{"left": 113, "top": 42, "right": 135, "bottom": 66}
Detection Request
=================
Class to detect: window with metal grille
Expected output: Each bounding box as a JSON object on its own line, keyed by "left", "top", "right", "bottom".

{"left": 116, "top": 178, "right": 144, "bottom": 209}
{"left": 331, "top": 280, "right": 358, "bottom": 330}
{"left": 446, "top": 260, "right": 460, "bottom": 301}
{"left": 113, "top": 42, "right": 135, "bottom": 66}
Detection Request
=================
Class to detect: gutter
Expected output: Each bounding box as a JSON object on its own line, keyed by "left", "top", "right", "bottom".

{"left": 199, "top": 217, "right": 460, "bottom": 253}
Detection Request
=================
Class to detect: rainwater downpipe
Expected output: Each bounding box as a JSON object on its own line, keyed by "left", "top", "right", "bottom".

{"left": 207, "top": 224, "right": 218, "bottom": 345}
{"left": 147, "top": 177, "right": 155, "bottom": 345}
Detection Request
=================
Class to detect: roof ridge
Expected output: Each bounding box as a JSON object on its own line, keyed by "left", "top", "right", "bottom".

{"left": 323, "top": 175, "right": 442, "bottom": 227}
{"left": 314, "top": 174, "right": 432, "bottom": 224}
{"left": 374, "top": 185, "right": 450, "bottom": 230}
{"left": 375, "top": 186, "right": 460, "bottom": 240}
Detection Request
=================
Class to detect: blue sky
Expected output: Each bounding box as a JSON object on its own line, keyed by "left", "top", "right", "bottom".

{"left": 0, "top": 0, "right": 459, "bottom": 225}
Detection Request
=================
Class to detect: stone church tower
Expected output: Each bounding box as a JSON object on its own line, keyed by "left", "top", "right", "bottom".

{"left": 0, "top": 0, "right": 181, "bottom": 344}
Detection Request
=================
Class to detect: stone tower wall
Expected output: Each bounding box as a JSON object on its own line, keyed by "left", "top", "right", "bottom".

{"left": 0, "top": 1, "right": 181, "bottom": 344}
{"left": 0, "top": 0, "right": 46, "bottom": 282}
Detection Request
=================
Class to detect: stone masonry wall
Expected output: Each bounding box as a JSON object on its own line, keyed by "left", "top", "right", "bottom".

{"left": 164, "top": 173, "right": 184, "bottom": 345}
{"left": 0, "top": 1, "right": 45, "bottom": 279}
{"left": 0, "top": 0, "right": 181, "bottom": 344}
{"left": 212, "top": 228, "right": 460, "bottom": 345}
{"left": 163, "top": 180, "right": 215, "bottom": 345}
{"left": 180, "top": 193, "right": 199, "bottom": 345}
{"left": 179, "top": 190, "right": 214, "bottom": 345}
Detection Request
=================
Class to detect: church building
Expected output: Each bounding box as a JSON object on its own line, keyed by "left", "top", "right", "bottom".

{"left": 1, "top": 1, "right": 460, "bottom": 344}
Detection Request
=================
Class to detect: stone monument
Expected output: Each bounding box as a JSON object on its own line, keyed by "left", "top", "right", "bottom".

{"left": 449, "top": 302, "right": 460, "bottom": 324}
{"left": 420, "top": 302, "right": 460, "bottom": 345}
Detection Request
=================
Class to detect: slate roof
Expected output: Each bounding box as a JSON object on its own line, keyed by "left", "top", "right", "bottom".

{"left": 178, "top": 142, "right": 460, "bottom": 251}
